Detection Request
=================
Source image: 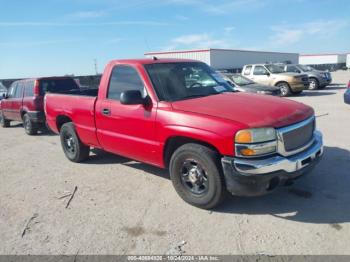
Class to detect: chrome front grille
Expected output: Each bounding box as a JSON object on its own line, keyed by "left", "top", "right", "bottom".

{"left": 277, "top": 117, "right": 315, "bottom": 156}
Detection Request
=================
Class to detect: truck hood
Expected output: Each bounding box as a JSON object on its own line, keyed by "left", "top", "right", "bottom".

{"left": 171, "top": 92, "right": 314, "bottom": 128}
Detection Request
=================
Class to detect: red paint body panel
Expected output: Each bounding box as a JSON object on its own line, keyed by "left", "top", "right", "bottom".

{"left": 45, "top": 59, "right": 314, "bottom": 168}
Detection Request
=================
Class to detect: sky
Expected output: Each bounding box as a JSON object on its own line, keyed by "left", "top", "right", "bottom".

{"left": 0, "top": 0, "right": 349, "bottom": 78}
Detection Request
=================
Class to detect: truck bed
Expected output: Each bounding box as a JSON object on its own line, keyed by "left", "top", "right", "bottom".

{"left": 45, "top": 92, "right": 99, "bottom": 147}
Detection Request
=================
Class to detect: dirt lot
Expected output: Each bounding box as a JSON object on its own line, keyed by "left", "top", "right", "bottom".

{"left": 0, "top": 71, "right": 349, "bottom": 255}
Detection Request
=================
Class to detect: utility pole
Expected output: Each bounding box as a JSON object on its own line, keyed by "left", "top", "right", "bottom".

{"left": 94, "top": 59, "right": 98, "bottom": 75}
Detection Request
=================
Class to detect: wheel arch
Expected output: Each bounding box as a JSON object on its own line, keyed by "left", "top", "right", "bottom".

{"left": 163, "top": 136, "right": 221, "bottom": 169}
{"left": 275, "top": 81, "right": 290, "bottom": 87}
{"left": 56, "top": 115, "right": 73, "bottom": 132}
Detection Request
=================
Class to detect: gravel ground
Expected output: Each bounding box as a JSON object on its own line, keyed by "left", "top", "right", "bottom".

{"left": 0, "top": 71, "right": 349, "bottom": 255}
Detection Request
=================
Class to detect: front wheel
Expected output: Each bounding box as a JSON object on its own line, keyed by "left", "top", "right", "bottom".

{"left": 60, "top": 122, "right": 90, "bottom": 162}
{"left": 308, "top": 78, "right": 319, "bottom": 90}
{"left": 276, "top": 82, "right": 291, "bottom": 97}
{"left": 169, "top": 143, "right": 226, "bottom": 209}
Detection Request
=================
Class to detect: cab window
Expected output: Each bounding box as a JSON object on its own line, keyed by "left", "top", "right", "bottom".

{"left": 243, "top": 66, "right": 252, "bottom": 75}
{"left": 253, "top": 66, "right": 268, "bottom": 75}
{"left": 107, "top": 65, "right": 145, "bottom": 101}
{"left": 8, "top": 82, "right": 18, "bottom": 98}
{"left": 286, "top": 66, "right": 301, "bottom": 73}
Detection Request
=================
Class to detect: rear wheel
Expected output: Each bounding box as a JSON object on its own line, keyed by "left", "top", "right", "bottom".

{"left": 0, "top": 111, "right": 11, "bottom": 128}
{"left": 276, "top": 82, "right": 291, "bottom": 97}
{"left": 23, "top": 114, "right": 38, "bottom": 135}
{"left": 60, "top": 122, "right": 90, "bottom": 162}
{"left": 169, "top": 143, "right": 226, "bottom": 209}
{"left": 308, "top": 78, "right": 319, "bottom": 90}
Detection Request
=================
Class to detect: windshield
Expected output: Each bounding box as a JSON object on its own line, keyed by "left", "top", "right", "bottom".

{"left": 229, "top": 75, "right": 254, "bottom": 86}
{"left": 298, "top": 65, "right": 315, "bottom": 72}
{"left": 265, "top": 64, "right": 285, "bottom": 74}
{"left": 39, "top": 78, "right": 79, "bottom": 95}
{"left": 145, "top": 62, "right": 232, "bottom": 101}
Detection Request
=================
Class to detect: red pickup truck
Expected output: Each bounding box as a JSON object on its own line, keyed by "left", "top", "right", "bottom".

{"left": 45, "top": 59, "right": 323, "bottom": 209}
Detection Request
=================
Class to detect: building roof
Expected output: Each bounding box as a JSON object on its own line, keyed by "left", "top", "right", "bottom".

{"left": 145, "top": 48, "right": 299, "bottom": 56}
{"left": 300, "top": 53, "right": 349, "bottom": 57}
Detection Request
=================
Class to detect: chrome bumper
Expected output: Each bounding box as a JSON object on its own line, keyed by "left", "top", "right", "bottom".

{"left": 230, "top": 131, "right": 323, "bottom": 176}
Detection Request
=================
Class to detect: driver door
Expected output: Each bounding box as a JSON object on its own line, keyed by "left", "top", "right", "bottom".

{"left": 251, "top": 65, "right": 272, "bottom": 85}
{"left": 95, "top": 65, "right": 158, "bottom": 165}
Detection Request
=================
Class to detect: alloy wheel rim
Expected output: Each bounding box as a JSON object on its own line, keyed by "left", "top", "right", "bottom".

{"left": 64, "top": 133, "right": 76, "bottom": 154}
{"left": 281, "top": 85, "right": 288, "bottom": 95}
{"left": 180, "top": 159, "right": 209, "bottom": 195}
{"left": 310, "top": 80, "right": 316, "bottom": 89}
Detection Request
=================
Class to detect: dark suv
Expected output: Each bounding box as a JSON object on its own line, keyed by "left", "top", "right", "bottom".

{"left": 0, "top": 77, "right": 79, "bottom": 135}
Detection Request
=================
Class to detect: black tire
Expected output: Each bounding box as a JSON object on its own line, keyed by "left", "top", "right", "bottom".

{"left": 23, "top": 114, "right": 38, "bottom": 135}
{"left": 60, "top": 122, "right": 90, "bottom": 162}
{"left": 276, "top": 82, "right": 291, "bottom": 97}
{"left": 308, "top": 78, "right": 319, "bottom": 90}
{"left": 169, "top": 143, "right": 226, "bottom": 209}
{"left": 0, "top": 111, "right": 10, "bottom": 128}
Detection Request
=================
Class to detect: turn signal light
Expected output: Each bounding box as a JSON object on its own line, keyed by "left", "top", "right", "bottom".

{"left": 240, "top": 148, "right": 256, "bottom": 156}
{"left": 235, "top": 130, "right": 252, "bottom": 143}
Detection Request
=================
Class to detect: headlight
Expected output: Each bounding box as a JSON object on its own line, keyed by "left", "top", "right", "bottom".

{"left": 235, "top": 128, "right": 277, "bottom": 157}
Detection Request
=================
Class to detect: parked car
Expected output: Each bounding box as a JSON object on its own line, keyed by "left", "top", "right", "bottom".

{"left": 221, "top": 72, "right": 281, "bottom": 96}
{"left": 44, "top": 59, "right": 323, "bottom": 209}
{"left": 242, "top": 64, "right": 309, "bottom": 96}
{"left": 282, "top": 64, "right": 332, "bottom": 90}
{"left": 0, "top": 77, "right": 94, "bottom": 135}
{"left": 0, "top": 82, "right": 7, "bottom": 100}
{"left": 344, "top": 81, "right": 350, "bottom": 104}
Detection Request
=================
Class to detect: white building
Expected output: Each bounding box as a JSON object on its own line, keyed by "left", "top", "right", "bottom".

{"left": 145, "top": 48, "right": 299, "bottom": 70}
{"left": 299, "top": 53, "right": 347, "bottom": 65}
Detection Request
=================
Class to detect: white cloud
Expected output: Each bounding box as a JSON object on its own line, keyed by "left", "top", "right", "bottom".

{"left": 224, "top": 26, "right": 235, "bottom": 34}
{"left": 163, "top": 33, "right": 237, "bottom": 50}
{"left": 270, "top": 19, "right": 349, "bottom": 46}
{"left": 165, "top": 0, "right": 266, "bottom": 14}
{"left": 68, "top": 10, "right": 107, "bottom": 19}
{"left": 174, "top": 15, "right": 189, "bottom": 21}
{"left": 0, "top": 21, "right": 169, "bottom": 27}
{"left": 0, "top": 39, "right": 81, "bottom": 47}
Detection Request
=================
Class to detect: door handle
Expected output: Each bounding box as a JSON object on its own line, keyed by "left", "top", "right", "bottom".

{"left": 102, "top": 108, "right": 110, "bottom": 116}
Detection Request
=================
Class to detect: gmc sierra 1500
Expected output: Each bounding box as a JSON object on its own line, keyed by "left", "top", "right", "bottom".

{"left": 45, "top": 59, "right": 323, "bottom": 209}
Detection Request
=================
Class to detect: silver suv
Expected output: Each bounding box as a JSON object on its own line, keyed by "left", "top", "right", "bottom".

{"left": 283, "top": 64, "right": 332, "bottom": 90}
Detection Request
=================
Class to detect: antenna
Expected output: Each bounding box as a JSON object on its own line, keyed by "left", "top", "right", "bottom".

{"left": 94, "top": 59, "right": 98, "bottom": 75}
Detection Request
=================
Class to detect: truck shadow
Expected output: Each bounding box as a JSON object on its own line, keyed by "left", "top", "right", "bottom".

{"left": 216, "top": 146, "right": 350, "bottom": 225}
{"left": 85, "top": 149, "right": 170, "bottom": 179}
{"left": 296, "top": 91, "right": 337, "bottom": 97}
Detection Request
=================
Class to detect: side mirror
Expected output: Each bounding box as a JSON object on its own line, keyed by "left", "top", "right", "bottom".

{"left": 120, "top": 90, "right": 146, "bottom": 105}
{"left": 2, "top": 93, "right": 7, "bottom": 99}
{"left": 266, "top": 72, "right": 271, "bottom": 76}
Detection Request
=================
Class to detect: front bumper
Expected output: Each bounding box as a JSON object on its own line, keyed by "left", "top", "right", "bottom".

{"left": 319, "top": 77, "right": 332, "bottom": 86}
{"left": 221, "top": 131, "right": 323, "bottom": 196}
{"left": 290, "top": 82, "right": 309, "bottom": 91}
